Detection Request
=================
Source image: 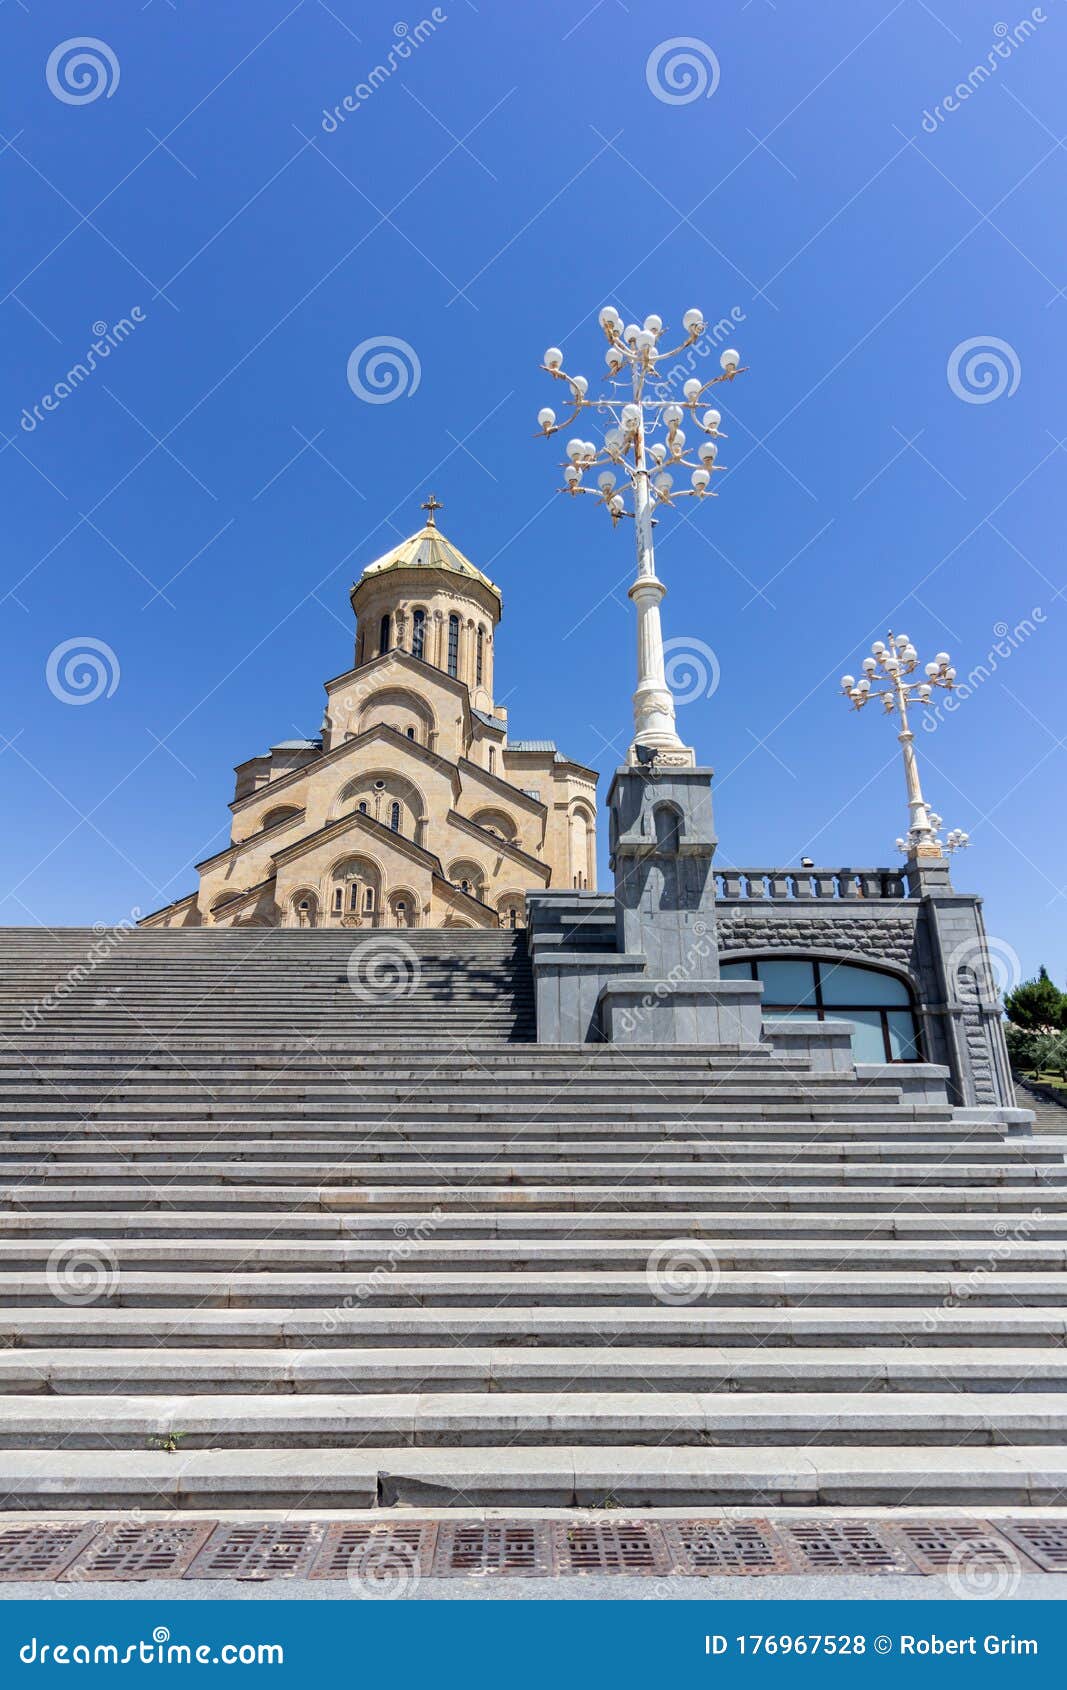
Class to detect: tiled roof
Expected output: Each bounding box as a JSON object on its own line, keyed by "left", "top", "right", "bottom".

{"left": 507, "top": 739, "right": 557, "bottom": 753}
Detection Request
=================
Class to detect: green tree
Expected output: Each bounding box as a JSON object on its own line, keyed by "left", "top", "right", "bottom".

{"left": 1004, "top": 966, "right": 1067, "bottom": 1032}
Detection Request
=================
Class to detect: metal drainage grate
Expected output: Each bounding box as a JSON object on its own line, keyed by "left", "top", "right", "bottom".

{"left": 62, "top": 1521, "right": 215, "bottom": 1582}
{"left": 310, "top": 1523, "right": 437, "bottom": 1582}
{"left": 663, "top": 1518, "right": 794, "bottom": 1576}
{"left": 998, "top": 1520, "right": 1067, "bottom": 1573}
{"left": 432, "top": 1522, "right": 554, "bottom": 1577}
{"left": 889, "top": 1520, "right": 1028, "bottom": 1577}
{"left": 185, "top": 1524, "right": 324, "bottom": 1581}
{"left": 0, "top": 1523, "right": 101, "bottom": 1582}
{"left": 555, "top": 1520, "right": 670, "bottom": 1576}
{"left": 779, "top": 1520, "right": 916, "bottom": 1575}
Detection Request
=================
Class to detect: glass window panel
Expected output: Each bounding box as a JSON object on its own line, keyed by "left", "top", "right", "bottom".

{"left": 755, "top": 959, "right": 817, "bottom": 1006}
{"left": 844, "top": 1009, "right": 888, "bottom": 1063}
{"left": 886, "top": 1010, "right": 920, "bottom": 1060}
{"left": 719, "top": 962, "right": 750, "bottom": 979}
{"left": 819, "top": 962, "right": 910, "bottom": 1006}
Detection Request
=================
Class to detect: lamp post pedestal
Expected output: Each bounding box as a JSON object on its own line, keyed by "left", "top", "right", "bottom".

{"left": 598, "top": 762, "right": 764, "bottom": 1045}
{"left": 628, "top": 575, "right": 694, "bottom": 766}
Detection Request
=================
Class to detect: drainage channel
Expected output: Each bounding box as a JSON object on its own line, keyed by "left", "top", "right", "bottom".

{"left": 2, "top": 1517, "right": 1067, "bottom": 1582}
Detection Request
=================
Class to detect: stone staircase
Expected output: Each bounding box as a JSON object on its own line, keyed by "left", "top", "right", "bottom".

{"left": 0, "top": 925, "right": 1064, "bottom": 1515}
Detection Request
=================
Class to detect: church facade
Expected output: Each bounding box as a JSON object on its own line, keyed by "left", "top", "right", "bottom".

{"left": 142, "top": 504, "right": 598, "bottom": 930}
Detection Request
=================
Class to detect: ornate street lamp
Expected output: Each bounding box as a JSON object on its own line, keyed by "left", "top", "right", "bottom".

{"left": 536, "top": 307, "right": 746, "bottom": 764}
{"left": 840, "top": 632, "right": 970, "bottom": 858}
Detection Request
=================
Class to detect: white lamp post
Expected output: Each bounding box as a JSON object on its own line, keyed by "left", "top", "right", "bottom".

{"left": 537, "top": 308, "right": 746, "bottom": 765}
{"left": 840, "top": 632, "right": 970, "bottom": 859}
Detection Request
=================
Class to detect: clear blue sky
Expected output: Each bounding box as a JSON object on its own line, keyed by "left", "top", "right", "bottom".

{"left": 1, "top": 0, "right": 1064, "bottom": 984}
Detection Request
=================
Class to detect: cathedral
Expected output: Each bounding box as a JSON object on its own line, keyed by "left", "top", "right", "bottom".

{"left": 142, "top": 500, "right": 598, "bottom": 930}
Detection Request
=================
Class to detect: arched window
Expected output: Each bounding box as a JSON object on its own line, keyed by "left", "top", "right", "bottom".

{"left": 395, "top": 901, "right": 407, "bottom": 927}
{"left": 447, "top": 613, "right": 459, "bottom": 678}
{"left": 333, "top": 887, "right": 343, "bottom": 913}
{"left": 476, "top": 626, "right": 484, "bottom": 686}
{"left": 488, "top": 746, "right": 495, "bottom": 775}
{"left": 357, "top": 801, "right": 368, "bottom": 815}
{"left": 364, "top": 887, "right": 375, "bottom": 912}
{"left": 349, "top": 881, "right": 359, "bottom": 911}
{"left": 411, "top": 608, "right": 425, "bottom": 660}
{"left": 389, "top": 801, "right": 401, "bottom": 832}
{"left": 406, "top": 726, "right": 415, "bottom": 740}
{"left": 379, "top": 613, "right": 390, "bottom": 656}
{"left": 719, "top": 956, "right": 922, "bottom": 1063}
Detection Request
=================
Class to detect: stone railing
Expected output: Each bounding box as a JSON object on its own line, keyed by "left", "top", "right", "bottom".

{"left": 715, "top": 867, "right": 909, "bottom": 901}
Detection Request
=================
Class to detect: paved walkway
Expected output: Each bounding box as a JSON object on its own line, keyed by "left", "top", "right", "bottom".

{"left": 3, "top": 1573, "right": 1067, "bottom": 1600}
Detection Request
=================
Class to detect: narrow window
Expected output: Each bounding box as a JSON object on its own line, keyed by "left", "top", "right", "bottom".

{"left": 349, "top": 882, "right": 358, "bottom": 911}
{"left": 390, "top": 801, "right": 400, "bottom": 832}
{"left": 476, "top": 626, "right": 484, "bottom": 686}
{"left": 379, "top": 613, "right": 390, "bottom": 656}
{"left": 488, "top": 746, "right": 495, "bottom": 775}
{"left": 411, "top": 608, "right": 425, "bottom": 660}
{"left": 447, "top": 613, "right": 459, "bottom": 678}
{"left": 396, "top": 902, "right": 407, "bottom": 927}
{"left": 358, "top": 801, "right": 368, "bottom": 815}
{"left": 406, "top": 726, "right": 415, "bottom": 740}
{"left": 364, "top": 887, "right": 375, "bottom": 911}
{"left": 333, "top": 887, "right": 343, "bottom": 913}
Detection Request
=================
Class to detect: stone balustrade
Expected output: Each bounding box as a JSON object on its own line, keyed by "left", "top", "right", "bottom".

{"left": 715, "top": 867, "right": 909, "bottom": 901}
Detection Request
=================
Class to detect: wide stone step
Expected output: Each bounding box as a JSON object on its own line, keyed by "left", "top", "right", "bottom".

{"left": 4, "top": 1267, "right": 1065, "bottom": 1309}
{"left": 0, "top": 1079, "right": 910, "bottom": 1101}
{"left": 3, "top": 1305, "right": 1064, "bottom": 1347}
{"left": 0, "top": 1444, "right": 1062, "bottom": 1509}
{"left": 0, "top": 1122, "right": 1006, "bottom": 1146}
{"left": 2, "top": 1181, "right": 1061, "bottom": 1213}
{"left": 0, "top": 1139, "right": 1046, "bottom": 1167}
{"left": 0, "top": 1103, "right": 958, "bottom": 1124}
{"left": 0, "top": 1390, "right": 1063, "bottom": 1449}
{"left": 2, "top": 1237, "right": 1062, "bottom": 1273}
{"left": 3, "top": 1207, "right": 1058, "bottom": 1240}
{"left": 0, "top": 1047, "right": 784, "bottom": 1070}
{"left": 5, "top": 1344, "right": 1066, "bottom": 1396}
{"left": 6, "top": 1266, "right": 1067, "bottom": 1309}
{"left": 0, "top": 1158, "right": 1052, "bottom": 1188}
